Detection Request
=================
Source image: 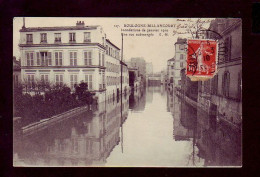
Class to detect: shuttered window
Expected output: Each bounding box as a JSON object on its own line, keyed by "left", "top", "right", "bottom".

{"left": 70, "top": 52, "right": 77, "bottom": 66}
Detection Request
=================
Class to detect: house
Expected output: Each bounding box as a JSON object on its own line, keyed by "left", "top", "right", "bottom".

{"left": 19, "top": 21, "right": 129, "bottom": 102}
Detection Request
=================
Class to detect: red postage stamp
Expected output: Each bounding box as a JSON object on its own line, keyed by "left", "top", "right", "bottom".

{"left": 186, "top": 39, "right": 218, "bottom": 81}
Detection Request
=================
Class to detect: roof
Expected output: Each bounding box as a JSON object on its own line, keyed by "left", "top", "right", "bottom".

{"left": 19, "top": 25, "right": 99, "bottom": 32}
{"left": 168, "top": 57, "right": 175, "bottom": 61}
{"left": 106, "top": 39, "right": 120, "bottom": 50}
{"left": 175, "top": 38, "right": 187, "bottom": 44}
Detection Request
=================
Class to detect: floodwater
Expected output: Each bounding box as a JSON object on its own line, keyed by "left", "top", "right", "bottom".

{"left": 13, "top": 86, "right": 242, "bottom": 167}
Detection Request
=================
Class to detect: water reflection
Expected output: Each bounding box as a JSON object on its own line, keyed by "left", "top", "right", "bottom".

{"left": 14, "top": 93, "right": 131, "bottom": 167}
{"left": 170, "top": 91, "right": 241, "bottom": 166}
{"left": 14, "top": 86, "right": 241, "bottom": 167}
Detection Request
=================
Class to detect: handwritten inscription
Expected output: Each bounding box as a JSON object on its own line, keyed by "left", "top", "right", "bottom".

{"left": 113, "top": 19, "right": 213, "bottom": 38}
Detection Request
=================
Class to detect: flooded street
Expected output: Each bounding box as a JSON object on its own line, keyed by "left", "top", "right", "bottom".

{"left": 13, "top": 86, "right": 241, "bottom": 167}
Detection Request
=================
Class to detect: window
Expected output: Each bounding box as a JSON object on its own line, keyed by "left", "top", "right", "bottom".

{"left": 55, "top": 52, "right": 63, "bottom": 66}
{"left": 55, "top": 33, "right": 61, "bottom": 42}
{"left": 26, "top": 52, "right": 34, "bottom": 66}
{"left": 85, "top": 74, "right": 93, "bottom": 90}
{"left": 211, "top": 75, "right": 218, "bottom": 95}
{"left": 84, "top": 32, "right": 91, "bottom": 42}
{"left": 180, "top": 54, "right": 184, "bottom": 59}
{"left": 180, "top": 62, "right": 183, "bottom": 67}
{"left": 84, "top": 51, "right": 92, "bottom": 65}
{"left": 70, "top": 75, "right": 78, "bottom": 89}
{"left": 222, "top": 71, "right": 230, "bottom": 97}
{"left": 171, "top": 66, "right": 174, "bottom": 69}
{"left": 26, "top": 34, "right": 33, "bottom": 43}
{"left": 41, "top": 74, "right": 49, "bottom": 84}
{"left": 27, "top": 75, "right": 35, "bottom": 88}
{"left": 39, "top": 52, "right": 51, "bottom": 66}
{"left": 179, "top": 45, "right": 184, "bottom": 50}
{"left": 224, "top": 36, "right": 232, "bottom": 61}
{"left": 55, "top": 75, "right": 63, "bottom": 86}
{"left": 40, "top": 33, "right": 47, "bottom": 43}
{"left": 70, "top": 52, "right": 77, "bottom": 66}
{"left": 69, "top": 33, "right": 76, "bottom": 42}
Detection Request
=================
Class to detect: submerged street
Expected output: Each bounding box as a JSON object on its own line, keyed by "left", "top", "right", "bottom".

{"left": 13, "top": 86, "right": 241, "bottom": 167}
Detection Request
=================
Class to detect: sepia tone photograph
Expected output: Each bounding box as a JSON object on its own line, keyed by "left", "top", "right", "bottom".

{"left": 13, "top": 17, "right": 242, "bottom": 167}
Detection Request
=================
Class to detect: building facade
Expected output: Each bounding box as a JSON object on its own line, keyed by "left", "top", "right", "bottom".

{"left": 173, "top": 38, "right": 187, "bottom": 89}
{"left": 19, "top": 21, "right": 129, "bottom": 103}
{"left": 146, "top": 62, "right": 153, "bottom": 75}
{"left": 166, "top": 57, "right": 175, "bottom": 90}
{"left": 197, "top": 18, "right": 242, "bottom": 125}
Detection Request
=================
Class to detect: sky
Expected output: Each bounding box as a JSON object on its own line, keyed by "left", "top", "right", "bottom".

{"left": 13, "top": 17, "right": 213, "bottom": 73}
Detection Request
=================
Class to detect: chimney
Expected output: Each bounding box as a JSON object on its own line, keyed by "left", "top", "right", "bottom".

{"left": 76, "top": 21, "right": 85, "bottom": 27}
{"left": 22, "top": 17, "right": 25, "bottom": 29}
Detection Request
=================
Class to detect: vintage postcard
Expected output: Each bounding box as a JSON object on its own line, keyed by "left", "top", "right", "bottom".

{"left": 13, "top": 17, "right": 242, "bottom": 167}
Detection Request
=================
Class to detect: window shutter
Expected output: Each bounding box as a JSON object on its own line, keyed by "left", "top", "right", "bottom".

{"left": 37, "top": 52, "right": 40, "bottom": 66}
{"left": 59, "top": 52, "right": 62, "bottom": 65}
{"left": 55, "top": 52, "right": 58, "bottom": 65}
{"left": 47, "top": 52, "right": 52, "bottom": 66}
{"left": 26, "top": 52, "right": 30, "bottom": 66}
{"left": 30, "top": 53, "right": 34, "bottom": 66}
{"left": 74, "top": 52, "right": 77, "bottom": 65}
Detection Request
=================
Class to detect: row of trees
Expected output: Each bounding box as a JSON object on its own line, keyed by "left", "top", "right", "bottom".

{"left": 13, "top": 82, "right": 96, "bottom": 126}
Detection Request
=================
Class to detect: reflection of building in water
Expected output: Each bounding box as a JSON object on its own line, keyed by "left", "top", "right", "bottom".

{"left": 14, "top": 95, "right": 129, "bottom": 166}
{"left": 173, "top": 95, "right": 193, "bottom": 141}
{"left": 145, "top": 87, "right": 153, "bottom": 104}
{"left": 166, "top": 90, "right": 174, "bottom": 113}
{"left": 196, "top": 108, "right": 241, "bottom": 166}
{"left": 129, "top": 87, "right": 146, "bottom": 111}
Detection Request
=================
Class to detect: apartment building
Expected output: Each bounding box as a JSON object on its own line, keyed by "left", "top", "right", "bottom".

{"left": 19, "top": 21, "right": 129, "bottom": 102}
{"left": 198, "top": 18, "right": 242, "bottom": 125}
{"left": 166, "top": 57, "right": 175, "bottom": 90}
{"left": 173, "top": 38, "right": 187, "bottom": 89}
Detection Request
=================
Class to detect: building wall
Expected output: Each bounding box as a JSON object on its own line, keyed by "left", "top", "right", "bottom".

{"left": 198, "top": 19, "right": 242, "bottom": 125}
{"left": 173, "top": 38, "right": 187, "bottom": 88}
{"left": 19, "top": 24, "right": 129, "bottom": 103}
{"left": 20, "top": 26, "right": 105, "bottom": 45}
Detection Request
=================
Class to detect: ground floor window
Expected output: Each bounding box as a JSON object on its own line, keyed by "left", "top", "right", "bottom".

{"left": 27, "top": 75, "right": 35, "bottom": 89}
{"left": 85, "top": 74, "right": 93, "bottom": 90}
{"left": 70, "top": 74, "right": 78, "bottom": 89}
{"left": 41, "top": 74, "right": 49, "bottom": 85}
{"left": 55, "top": 74, "right": 64, "bottom": 86}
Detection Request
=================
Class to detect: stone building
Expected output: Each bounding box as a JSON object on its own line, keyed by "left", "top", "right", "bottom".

{"left": 197, "top": 18, "right": 242, "bottom": 125}
{"left": 19, "top": 21, "right": 129, "bottom": 102}
{"left": 173, "top": 38, "right": 187, "bottom": 89}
